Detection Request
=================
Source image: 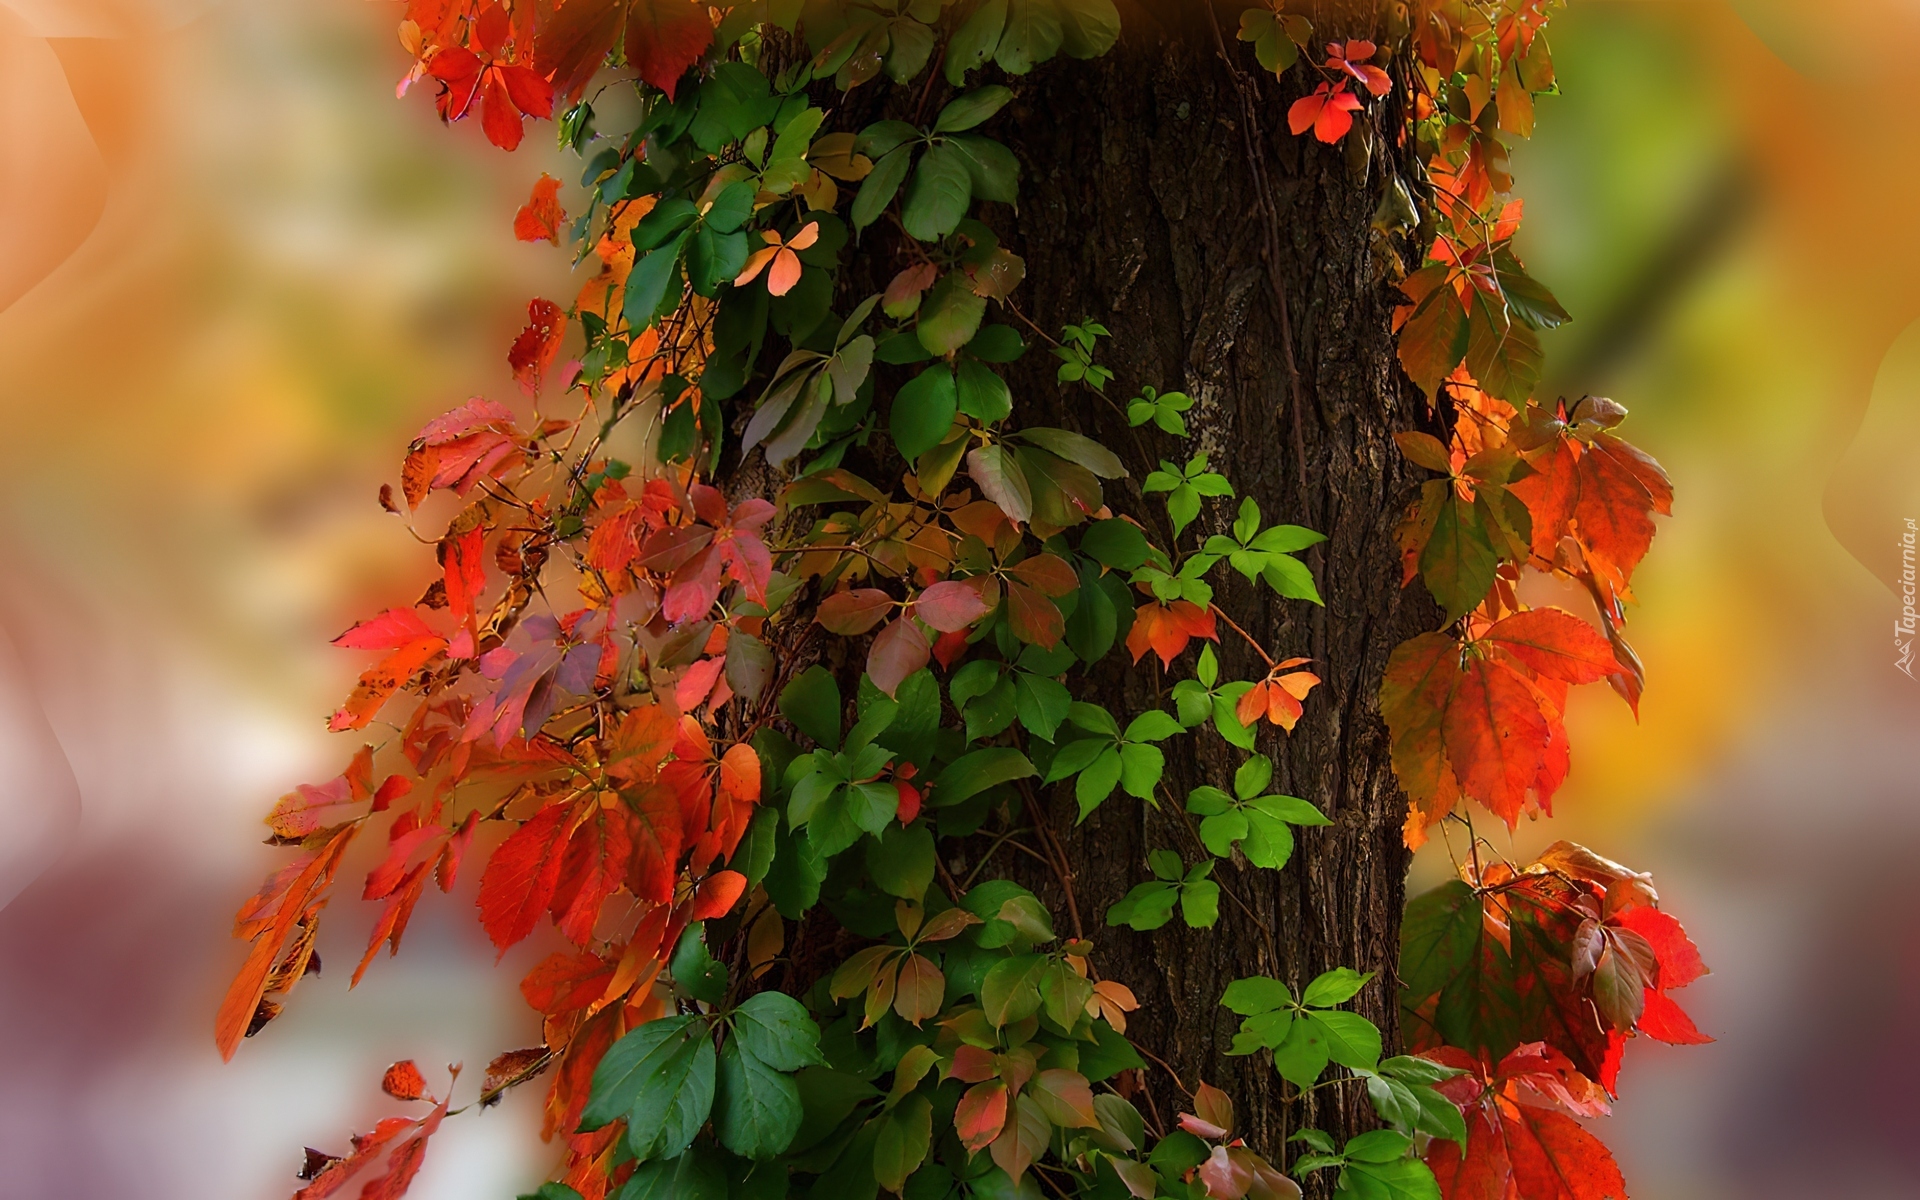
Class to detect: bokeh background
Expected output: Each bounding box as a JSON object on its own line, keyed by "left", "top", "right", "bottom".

{"left": 1, "top": 1, "right": 1917, "bottom": 1197}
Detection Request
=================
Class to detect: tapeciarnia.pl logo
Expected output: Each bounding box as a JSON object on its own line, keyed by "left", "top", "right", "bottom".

{"left": 1899, "top": 517, "right": 1917, "bottom": 678}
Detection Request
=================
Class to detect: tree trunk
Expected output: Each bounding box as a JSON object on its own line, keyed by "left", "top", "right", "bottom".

{"left": 792, "top": 2, "right": 1446, "bottom": 1187}
{"left": 968, "top": 4, "right": 1442, "bottom": 1179}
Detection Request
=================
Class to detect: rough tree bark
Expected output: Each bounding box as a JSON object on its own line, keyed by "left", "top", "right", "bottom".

{"left": 792, "top": 2, "right": 1447, "bottom": 1188}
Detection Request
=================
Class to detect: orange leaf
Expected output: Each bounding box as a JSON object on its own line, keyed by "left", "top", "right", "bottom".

{"left": 382, "top": 1060, "right": 428, "bottom": 1101}
{"left": 514, "top": 173, "right": 566, "bottom": 244}
{"left": 327, "top": 637, "right": 445, "bottom": 732}
{"left": 1442, "top": 649, "right": 1553, "bottom": 827}
{"left": 691, "top": 869, "right": 747, "bottom": 919}
{"left": 1125, "top": 600, "right": 1218, "bottom": 667}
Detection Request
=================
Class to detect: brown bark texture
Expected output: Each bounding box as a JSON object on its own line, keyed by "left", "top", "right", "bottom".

{"left": 803, "top": 2, "right": 1448, "bottom": 1185}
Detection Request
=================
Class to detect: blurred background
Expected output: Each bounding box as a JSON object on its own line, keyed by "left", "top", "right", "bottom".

{"left": 0, "top": 1, "right": 1916, "bottom": 1197}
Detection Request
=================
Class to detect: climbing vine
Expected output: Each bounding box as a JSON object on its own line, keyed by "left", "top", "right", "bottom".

{"left": 221, "top": 3, "right": 1704, "bottom": 1200}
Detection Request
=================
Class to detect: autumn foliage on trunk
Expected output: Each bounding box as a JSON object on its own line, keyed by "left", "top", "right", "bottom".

{"left": 219, "top": 3, "right": 1706, "bottom": 1200}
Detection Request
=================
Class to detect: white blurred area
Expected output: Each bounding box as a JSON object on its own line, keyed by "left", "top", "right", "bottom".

{"left": 0, "top": 1, "right": 1917, "bottom": 1199}
{"left": 0, "top": 0, "right": 571, "bottom": 1195}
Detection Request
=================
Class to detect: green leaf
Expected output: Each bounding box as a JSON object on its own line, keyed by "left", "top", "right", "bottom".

{"left": 1464, "top": 287, "right": 1545, "bottom": 404}
{"left": 891, "top": 365, "right": 957, "bottom": 461}
{"left": 1057, "top": 0, "right": 1120, "bottom": 56}
{"left": 1251, "top": 793, "right": 1331, "bottom": 827}
{"left": 955, "top": 358, "right": 1012, "bottom": 423}
{"left": 980, "top": 954, "right": 1048, "bottom": 1026}
{"left": 1067, "top": 701, "right": 1119, "bottom": 737}
{"left": 1017, "top": 427, "right": 1125, "bottom": 479}
{"left": 1221, "top": 976, "right": 1292, "bottom": 1015}
{"left": 1013, "top": 671, "right": 1071, "bottom": 740}
{"left": 949, "top": 135, "right": 1020, "bottom": 204}
{"left": 967, "top": 443, "right": 1032, "bottom": 524}
{"left": 852, "top": 145, "right": 915, "bottom": 231}
{"left": 687, "top": 224, "right": 749, "bottom": 297}
{"left": 715, "top": 1036, "right": 803, "bottom": 1159}
{"left": 874, "top": 1094, "right": 934, "bottom": 1190}
{"left": 632, "top": 198, "right": 697, "bottom": 251}
{"left": 1495, "top": 249, "right": 1572, "bottom": 331}
{"left": 1080, "top": 519, "right": 1148, "bottom": 570}
{"left": 968, "top": 323, "right": 1027, "bottom": 362}
{"left": 995, "top": 0, "right": 1064, "bottom": 73}
{"left": 1104, "top": 880, "right": 1178, "bottom": 930}
{"left": 1074, "top": 746, "right": 1123, "bottom": 818}
{"left": 1271, "top": 1013, "right": 1330, "bottom": 1088}
{"left": 901, "top": 141, "right": 974, "bottom": 242}
{"left": 1420, "top": 492, "right": 1497, "bottom": 622}
{"left": 916, "top": 270, "right": 988, "bottom": 356}
{"left": 944, "top": 0, "right": 1007, "bottom": 85}
{"left": 1302, "top": 967, "right": 1373, "bottom": 1008}
{"left": 1081, "top": 1020, "right": 1146, "bottom": 1082}
{"left": 867, "top": 821, "right": 937, "bottom": 900}
{"left": 1116, "top": 742, "right": 1164, "bottom": 800}
{"left": 690, "top": 62, "right": 778, "bottom": 151}
{"left": 704, "top": 181, "right": 756, "bottom": 235}
{"left": 934, "top": 85, "right": 1014, "bottom": 133}
{"left": 1260, "top": 554, "right": 1323, "bottom": 605}
{"left": 763, "top": 822, "right": 826, "bottom": 919}
{"left": 583, "top": 1016, "right": 717, "bottom": 1162}
{"left": 779, "top": 666, "right": 842, "bottom": 750}
{"left": 625, "top": 232, "right": 689, "bottom": 332}
{"left": 1346, "top": 1130, "right": 1413, "bottom": 1164}
{"left": 1042, "top": 735, "right": 1107, "bottom": 784}
{"left": 1343, "top": 1155, "right": 1442, "bottom": 1200}
{"left": 1122, "top": 710, "right": 1183, "bottom": 743}
{"left": 1315, "top": 1010, "right": 1383, "bottom": 1070}
{"left": 932, "top": 747, "right": 1036, "bottom": 806}
{"left": 670, "top": 923, "right": 728, "bottom": 1004}
{"left": 1179, "top": 878, "right": 1219, "bottom": 927}
{"left": 729, "top": 991, "right": 821, "bottom": 1072}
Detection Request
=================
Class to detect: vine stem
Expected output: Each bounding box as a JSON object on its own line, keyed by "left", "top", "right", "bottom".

{"left": 1210, "top": 603, "right": 1279, "bottom": 671}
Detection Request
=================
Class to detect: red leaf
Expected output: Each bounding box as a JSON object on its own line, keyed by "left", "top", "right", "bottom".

{"left": 1007, "top": 553, "right": 1077, "bottom": 597}
{"left": 1612, "top": 905, "right": 1706, "bottom": 989}
{"left": 514, "top": 173, "right": 566, "bottom": 243}
{"left": 1004, "top": 580, "right": 1064, "bottom": 648}
{"left": 508, "top": 298, "right": 568, "bottom": 396}
{"left": 549, "top": 804, "right": 634, "bottom": 945}
{"left": 480, "top": 70, "right": 525, "bottom": 150}
{"left": 382, "top": 1060, "right": 428, "bottom": 1101}
{"left": 692, "top": 869, "right": 746, "bottom": 919}
{"left": 892, "top": 952, "right": 944, "bottom": 1025}
{"left": 1288, "top": 82, "right": 1362, "bottom": 143}
{"left": 955, "top": 1080, "right": 1009, "bottom": 1151}
{"left": 624, "top": 0, "right": 713, "bottom": 98}
{"left": 624, "top": 784, "right": 685, "bottom": 904}
{"left": 477, "top": 800, "right": 579, "bottom": 952}
{"left": 867, "top": 617, "right": 930, "bottom": 696}
{"left": 1443, "top": 647, "right": 1553, "bottom": 827}
{"left": 333, "top": 608, "right": 440, "bottom": 650}
{"left": 1483, "top": 608, "right": 1622, "bottom": 685}
{"left": 818, "top": 588, "right": 895, "bottom": 635}
{"left": 295, "top": 1068, "right": 457, "bottom": 1200}
{"left": 521, "top": 950, "right": 618, "bottom": 1015}
{"left": 217, "top": 828, "right": 356, "bottom": 1060}
{"left": 535, "top": 0, "right": 622, "bottom": 104}
{"left": 1636, "top": 987, "right": 1710, "bottom": 1045}
{"left": 916, "top": 579, "right": 993, "bottom": 632}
